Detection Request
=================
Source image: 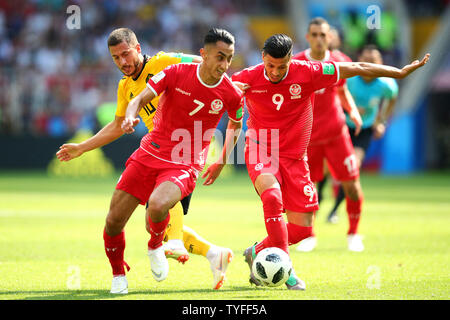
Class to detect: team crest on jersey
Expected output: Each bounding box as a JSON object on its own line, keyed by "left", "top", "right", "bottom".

{"left": 290, "top": 84, "right": 302, "bottom": 99}
{"left": 209, "top": 99, "right": 223, "bottom": 114}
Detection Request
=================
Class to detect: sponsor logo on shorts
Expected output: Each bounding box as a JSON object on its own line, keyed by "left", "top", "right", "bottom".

{"left": 255, "top": 163, "right": 264, "bottom": 171}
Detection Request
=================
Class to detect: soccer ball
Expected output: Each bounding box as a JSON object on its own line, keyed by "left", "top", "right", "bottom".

{"left": 251, "top": 247, "right": 292, "bottom": 287}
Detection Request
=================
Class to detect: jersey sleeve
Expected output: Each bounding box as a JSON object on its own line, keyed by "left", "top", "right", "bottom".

{"left": 226, "top": 83, "right": 245, "bottom": 122}
{"left": 155, "top": 51, "right": 197, "bottom": 69}
{"left": 146, "top": 64, "right": 177, "bottom": 96}
{"left": 309, "top": 61, "right": 340, "bottom": 91}
{"left": 231, "top": 69, "right": 248, "bottom": 84}
{"left": 115, "top": 79, "right": 128, "bottom": 117}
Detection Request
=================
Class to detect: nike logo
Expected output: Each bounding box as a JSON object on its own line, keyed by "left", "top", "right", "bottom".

{"left": 152, "top": 270, "right": 162, "bottom": 278}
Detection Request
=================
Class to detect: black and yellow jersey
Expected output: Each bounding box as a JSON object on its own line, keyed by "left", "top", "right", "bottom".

{"left": 115, "top": 51, "right": 196, "bottom": 131}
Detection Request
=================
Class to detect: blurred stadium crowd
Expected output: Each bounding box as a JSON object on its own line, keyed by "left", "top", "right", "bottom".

{"left": 0, "top": 0, "right": 447, "bottom": 138}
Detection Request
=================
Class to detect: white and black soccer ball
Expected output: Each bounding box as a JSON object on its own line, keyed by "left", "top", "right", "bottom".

{"left": 251, "top": 247, "right": 292, "bottom": 287}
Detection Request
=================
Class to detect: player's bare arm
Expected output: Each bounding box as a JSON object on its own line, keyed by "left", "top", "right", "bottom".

{"left": 337, "top": 84, "right": 362, "bottom": 135}
{"left": 202, "top": 118, "right": 243, "bottom": 186}
{"left": 373, "top": 96, "right": 398, "bottom": 139}
{"left": 338, "top": 53, "right": 430, "bottom": 79}
{"left": 56, "top": 116, "right": 125, "bottom": 162}
{"left": 122, "top": 86, "right": 156, "bottom": 133}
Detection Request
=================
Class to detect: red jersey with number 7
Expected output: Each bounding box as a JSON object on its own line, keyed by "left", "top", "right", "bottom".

{"left": 142, "top": 63, "right": 243, "bottom": 171}
{"left": 232, "top": 59, "right": 339, "bottom": 159}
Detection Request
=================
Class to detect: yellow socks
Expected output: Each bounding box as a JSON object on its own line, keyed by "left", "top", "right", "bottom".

{"left": 182, "top": 225, "right": 212, "bottom": 257}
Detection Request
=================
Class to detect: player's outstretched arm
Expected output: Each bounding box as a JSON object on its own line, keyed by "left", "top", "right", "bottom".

{"left": 122, "top": 86, "right": 155, "bottom": 134}
{"left": 337, "top": 84, "right": 362, "bottom": 136}
{"left": 56, "top": 116, "right": 125, "bottom": 162}
{"left": 202, "top": 119, "right": 243, "bottom": 186}
{"left": 338, "top": 53, "right": 430, "bottom": 79}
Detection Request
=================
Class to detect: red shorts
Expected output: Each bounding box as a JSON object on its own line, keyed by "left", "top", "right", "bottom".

{"left": 307, "top": 127, "right": 359, "bottom": 182}
{"left": 116, "top": 148, "right": 198, "bottom": 205}
{"left": 245, "top": 138, "right": 318, "bottom": 213}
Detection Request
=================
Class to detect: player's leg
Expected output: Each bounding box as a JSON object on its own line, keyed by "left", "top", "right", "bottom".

{"left": 324, "top": 129, "right": 364, "bottom": 251}
{"left": 284, "top": 210, "right": 315, "bottom": 290}
{"left": 162, "top": 201, "right": 190, "bottom": 264}
{"left": 182, "top": 225, "right": 233, "bottom": 289}
{"left": 341, "top": 178, "right": 364, "bottom": 251}
{"left": 104, "top": 189, "right": 140, "bottom": 293}
{"left": 254, "top": 173, "right": 289, "bottom": 254}
{"left": 146, "top": 180, "right": 182, "bottom": 282}
{"left": 106, "top": 157, "right": 153, "bottom": 294}
{"left": 146, "top": 165, "right": 198, "bottom": 281}
{"left": 316, "top": 160, "right": 329, "bottom": 204}
{"left": 242, "top": 173, "right": 288, "bottom": 286}
{"left": 327, "top": 127, "right": 368, "bottom": 223}
{"left": 295, "top": 145, "right": 323, "bottom": 252}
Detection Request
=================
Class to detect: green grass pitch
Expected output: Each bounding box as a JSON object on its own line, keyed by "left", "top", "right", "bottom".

{"left": 0, "top": 169, "right": 449, "bottom": 300}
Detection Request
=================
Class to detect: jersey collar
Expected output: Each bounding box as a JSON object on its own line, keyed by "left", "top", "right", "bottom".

{"left": 196, "top": 64, "right": 224, "bottom": 88}
{"left": 305, "top": 48, "right": 330, "bottom": 62}
{"left": 263, "top": 65, "right": 290, "bottom": 83}
{"left": 132, "top": 54, "right": 149, "bottom": 81}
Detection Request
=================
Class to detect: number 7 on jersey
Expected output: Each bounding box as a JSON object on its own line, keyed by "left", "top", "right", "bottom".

{"left": 189, "top": 99, "right": 205, "bottom": 116}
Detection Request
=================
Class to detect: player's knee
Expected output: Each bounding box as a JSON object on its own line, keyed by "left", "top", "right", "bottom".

{"left": 105, "top": 213, "right": 126, "bottom": 235}
{"left": 147, "top": 199, "right": 169, "bottom": 220}
{"left": 260, "top": 188, "right": 283, "bottom": 211}
{"left": 342, "top": 182, "right": 361, "bottom": 201}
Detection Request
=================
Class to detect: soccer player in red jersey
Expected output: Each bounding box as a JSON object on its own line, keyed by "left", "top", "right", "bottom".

{"left": 233, "top": 33, "right": 429, "bottom": 290}
{"left": 56, "top": 28, "right": 236, "bottom": 292}
{"left": 293, "top": 17, "right": 365, "bottom": 252}
{"left": 120, "top": 28, "right": 243, "bottom": 288}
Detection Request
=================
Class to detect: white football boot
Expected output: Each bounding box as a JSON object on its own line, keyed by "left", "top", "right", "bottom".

{"left": 295, "top": 236, "right": 317, "bottom": 252}
{"left": 110, "top": 275, "right": 128, "bottom": 294}
{"left": 163, "top": 240, "right": 190, "bottom": 264}
{"left": 347, "top": 234, "right": 364, "bottom": 252}
{"left": 207, "top": 246, "right": 233, "bottom": 290}
{"left": 147, "top": 246, "right": 169, "bottom": 281}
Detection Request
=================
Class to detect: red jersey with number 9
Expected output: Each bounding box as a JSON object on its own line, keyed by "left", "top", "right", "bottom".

{"left": 232, "top": 59, "right": 339, "bottom": 159}
{"left": 142, "top": 63, "right": 243, "bottom": 171}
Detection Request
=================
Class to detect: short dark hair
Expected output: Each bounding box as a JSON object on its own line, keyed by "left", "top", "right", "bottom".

{"left": 107, "top": 28, "right": 138, "bottom": 47}
{"left": 360, "top": 44, "right": 380, "bottom": 54}
{"left": 204, "top": 28, "right": 235, "bottom": 46}
{"left": 262, "top": 34, "right": 293, "bottom": 59}
{"left": 308, "top": 17, "right": 329, "bottom": 31}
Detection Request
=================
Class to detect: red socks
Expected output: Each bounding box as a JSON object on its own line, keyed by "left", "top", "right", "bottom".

{"left": 103, "top": 229, "right": 130, "bottom": 276}
{"left": 147, "top": 213, "right": 170, "bottom": 250}
{"left": 255, "top": 188, "right": 288, "bottom": 254}
{"left": 287, "top": 223, "right": 313, "bottom": 245}
{"left": 346, "top": 196, "right": 363, "bottom": 234}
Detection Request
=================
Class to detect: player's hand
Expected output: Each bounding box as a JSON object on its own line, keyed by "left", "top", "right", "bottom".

{"left": 233, "top": 81, "right": 250, "bottom": 93}
{"left": 201, "top": 162, "right": 225, "bottom": 186}
{"left": 349, "top": 109, "right": 363, "bottom": 136}
{"left": 373, "top": 122, "right": 386, "bottom": 139}
{"left": 399, "top": 53, "right": 430, "bottom": 78}
{"left": 56, "top": 143, "right": 83, "bottom": 162}
{"left": 121, "top": 117, "right": 140, "bottom": 134}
